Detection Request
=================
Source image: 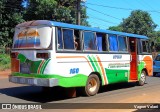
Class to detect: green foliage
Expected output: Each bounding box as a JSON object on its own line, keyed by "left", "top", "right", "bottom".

{"left": 24, "top": 0, "right": 89, "bottom": 26}
{"left": 0, "top": 54, "right": 11, "bottom": 71}
{"left": 108, "top": 26, "right": 123, "bottom": 31}
{"left": 108, "top": 10, "right": 160, "bottom": 45}
{"left": 0, "top": 0, "right": 24, "bottom": 47}
{"left": 154, "top": 31, "right": 160, "bottom": 43}
{"left": 0, "top": 0, "right": 89, "bottom": 48}
{"left": 120, "top": 10, "right": 157, "bottom": 36}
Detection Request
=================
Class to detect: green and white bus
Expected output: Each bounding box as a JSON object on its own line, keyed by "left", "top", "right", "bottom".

{"left": 9, "top": 20, "right": 153, "bottom": 96}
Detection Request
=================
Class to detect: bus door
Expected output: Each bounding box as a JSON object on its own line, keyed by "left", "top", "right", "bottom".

{"left": 129, "top": 38, "right": 138, "bottom": 80}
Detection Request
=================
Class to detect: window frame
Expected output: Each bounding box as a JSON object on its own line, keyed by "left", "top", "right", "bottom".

{"left": 83, "top": 31, "right": 98, "bottom": 51}
{"left": 142, "top": 40, "right": 149, "bottom": 53}
{"left": 155, "top": 55, "right": 160, "bottom": 61}
{"left": 56, "top": 27, "right": 77, "bottom": 51}
{"left": 117, "top": 35, "right": 128, "bottom": 53}
{"left": 96, "top": 33, "right": 108, "bottom": 52}
{"left": 108, "top": 34, "right": 119, "bottom": 52}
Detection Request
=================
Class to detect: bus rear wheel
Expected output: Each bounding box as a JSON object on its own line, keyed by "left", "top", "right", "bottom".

{"left": 83, "top": 74, "right": 100, "bottom": 96}
{"left": 137, "top": 70, "right": 146, "bottom": 86}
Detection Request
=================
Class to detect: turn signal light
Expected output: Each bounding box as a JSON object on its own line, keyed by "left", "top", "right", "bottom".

{"left": 10, "top": 53, "right": 17, "bottom": 58}
{"left": 36, "top": 53, "right": 50, "bottom": 59}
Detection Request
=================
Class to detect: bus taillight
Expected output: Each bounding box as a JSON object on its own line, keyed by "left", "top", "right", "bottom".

{"left": 36, "top": 53, "right": 50, "bottom": 59}
{"left": 10, "top": 53, "right": 17, "bottom": 58}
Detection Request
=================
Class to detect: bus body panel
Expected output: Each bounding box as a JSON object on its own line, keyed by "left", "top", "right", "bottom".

{"left": 11, "top": 51, "right": 131, "bottom": 87}
{"left": 138, "top": 55, "right": 153, "bottom": 77}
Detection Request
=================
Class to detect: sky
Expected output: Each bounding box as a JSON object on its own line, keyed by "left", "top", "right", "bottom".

{"left": 85, "top": 0, "right": 160, "bottom": 31}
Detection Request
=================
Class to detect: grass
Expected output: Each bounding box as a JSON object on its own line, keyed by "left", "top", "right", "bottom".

{"left": 0, "top": 54, "right": 11, "bottom": 71}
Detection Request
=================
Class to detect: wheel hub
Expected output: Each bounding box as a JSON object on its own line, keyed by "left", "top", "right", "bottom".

{"left": 88, "top": 78, "right": 97, "bottom": 92}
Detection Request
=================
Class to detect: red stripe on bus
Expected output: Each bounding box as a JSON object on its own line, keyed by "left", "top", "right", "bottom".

{"left": 96, "top": 56, "right": 107, "bottom": 85}
{"left": 37, "top": 60, "right": 45, "bottom": 74}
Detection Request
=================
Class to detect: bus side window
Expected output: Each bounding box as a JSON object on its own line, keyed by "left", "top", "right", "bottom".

{"left": 129, "top": 40, "right": 135, "bottom": 52}
{"left": 74, "top": 30, "right": 81, "bottom": 50}
{"left": 57, "top": 28, "right": 63, "bottom": 49}
{"left": 96, "top": 33, "right": 107, "bottom": 51}
{"left": 137, "top": 39, "right": 142, "bottom": 53}
{"left": 142, "top": 40, "right": 150, "bottom": 53}
{"left": 62, "top": 29, "right": 74, "bottom": 50}
{"left": 103, "top": 34, "right": 108, "bottom": 51}
{"left": 108, "top": 34, "right": 118, "bottom": 51}
{"left": 147, "top": 41, "right": 151, "bottom": 53}
{"left": 142, "top": 41, "right": 147, "bottom": 52}
{"left": 96, "top": 33, "right": 103, "bottom": 51}
{"left": 118, "top": 36, "right": 127, "bottom": 52}
{"left": 83, "top": 31, "right": 97, "bottom": 50}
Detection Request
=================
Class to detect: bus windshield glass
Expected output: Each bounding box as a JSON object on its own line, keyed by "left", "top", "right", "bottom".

{"left": 13, "top": 26, "right": 52, "bottom": 49}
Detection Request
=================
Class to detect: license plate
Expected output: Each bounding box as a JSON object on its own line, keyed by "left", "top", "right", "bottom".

{"left": 20, "top": 63, "right": 31, "bottom": 74}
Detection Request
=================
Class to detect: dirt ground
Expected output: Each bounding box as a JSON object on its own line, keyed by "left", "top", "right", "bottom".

{"left": 0, "top": 69, "right": 11, "bottom": 79}
{"left": 0, "top": 70, "right": 160, "bottom": 112}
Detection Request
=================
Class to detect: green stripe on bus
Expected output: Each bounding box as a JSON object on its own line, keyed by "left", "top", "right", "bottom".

{"left": 91, "top": 56, "right": 105, "bottom": 85}
{"left": 138, "top": 61, "right": 145, "bottom": 80}
{"left": 105, "top": 68, "right": 128, "bottom": 84}
{"left": 87, "top": 55, "right": 97, "bottom": 71}
{"left": 17, "top": 54, "right": 27, "bottom": 63}
{"left": 92, "top": 56, "right": 102, "bottom": 75}
{"left": 40, "top": 59, "right": 51, "bottom": 74}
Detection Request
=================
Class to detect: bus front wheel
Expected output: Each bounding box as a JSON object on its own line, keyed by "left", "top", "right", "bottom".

{"left": 137, "top": 70, "right": 146, "bottom": 86}
{"left": 83, "top": 74, "right": 100, "bottom": 96}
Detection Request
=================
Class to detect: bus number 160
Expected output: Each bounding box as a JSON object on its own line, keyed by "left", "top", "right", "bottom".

{"left": 70, "top": 68, "right": 79, "bottom": 74}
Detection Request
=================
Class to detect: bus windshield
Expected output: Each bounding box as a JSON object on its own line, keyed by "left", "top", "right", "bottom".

{"left": 13, "top": 26, "right": 52, "bottom": 49}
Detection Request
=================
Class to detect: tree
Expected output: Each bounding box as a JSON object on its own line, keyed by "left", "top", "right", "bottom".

{"left": 108, "top": 26, "right": 123, "bottom": 31}
{"left": 120, "top": 10, "right": 157, "bottom": 37}
{"left": 151, "top": 31, "right": 160, "bottom": 52}
{"left": 24, "top": 0, "right": 89, "bottom": 26}
{"left": 0, "top": 0, "right": 24, "bottom": 47}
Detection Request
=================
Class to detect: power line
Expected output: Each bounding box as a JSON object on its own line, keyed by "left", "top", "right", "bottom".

{"left": 87, "top": 1, "right": 160, "bottom": 31}
{"left": 87, "top": 2, "right": 160, "bottom": 13}
{"left": 138, "top": 0, "right": 154, "bottom": 10}
{"left": 89, "top": 21, "right": 111, "bottom": 28}
{"left": 87, "top": 2, "right": 133, "bottom": 11}
{"left": 88, "top": 14, "right": 118, "bottom": 25}
{"left": 86, "top": 6, "right": 122, "bottom": 21}
{"left": 123, "top": 0, "right": 138, "bottom": 9}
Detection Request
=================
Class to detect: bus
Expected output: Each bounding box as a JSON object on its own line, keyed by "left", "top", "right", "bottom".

{"left": 9, "top": 20, "right": 153, "bottom": 96}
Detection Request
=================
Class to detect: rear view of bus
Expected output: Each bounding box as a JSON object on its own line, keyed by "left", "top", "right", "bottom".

{"left": 9, "top": 20, "right": 57, "bottom": 87}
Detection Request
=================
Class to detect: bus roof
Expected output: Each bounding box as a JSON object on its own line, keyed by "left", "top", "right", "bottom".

{"left": 16, "top": 20, "right": 148, "bottom": 39}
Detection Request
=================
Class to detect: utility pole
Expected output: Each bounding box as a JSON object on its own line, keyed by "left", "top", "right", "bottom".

{"left": 76, "top": 0, "right": 81, "bottom": 25}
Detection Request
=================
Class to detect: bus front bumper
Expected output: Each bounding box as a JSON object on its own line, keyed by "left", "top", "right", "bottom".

{"left": 9, "top": 75, "right": 58, "bottom": 87}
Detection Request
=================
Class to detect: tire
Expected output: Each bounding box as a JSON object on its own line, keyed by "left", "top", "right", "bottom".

{"left": 41, "top": 87, "right": 52, "bottom": 93}
{"left": 82, "top": 74, "right": 100, "bottom": 96}
{"left": 153, "top": 72, "right": 157, "bottom": 77}
{"left": 137, "top": 70, "right": 146, "bottom": 86}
